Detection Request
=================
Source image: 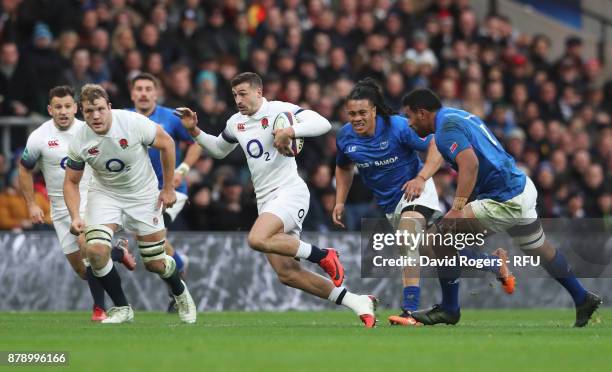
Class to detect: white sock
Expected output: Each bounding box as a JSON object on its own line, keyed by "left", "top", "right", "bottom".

{"left": 295, "top": 241, "right": 312, "bottom": 259}
{"left": 341, "top": 291, "right": 371, "bottom": 315}
{"left": 327, "top": 286, "right": 346, "bottom": 303}
{"left": 92, "top": 258, "right": 113, "bottom": 277}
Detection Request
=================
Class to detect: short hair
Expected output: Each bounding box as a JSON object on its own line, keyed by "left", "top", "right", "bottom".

{"left": 131, "top": 72, "right": 159, "bottom": 89}
{"left": 230, "top": 72, "right": 262, "bottom": 89}
{"left": 401, "top": 88, "right": 442, "bottom": 112}
{"left": 79, "top": 84, "right": 110, "bottom": 105}
{"left": 48, "top": 85, "right": 74, "bottom": 102}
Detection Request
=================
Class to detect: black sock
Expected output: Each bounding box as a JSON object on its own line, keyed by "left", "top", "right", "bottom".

{"left": 163, "top": 267, "right": 185, "bottom": 296}
{"left": 96, "top": 265, "right": 129, "bottom": 307}
{"left": 86, "top": 267, "right": 106, "bottom": 309}
{"left": 307, "top": 245, "right": 328, "bottom": 263}
{"left": 110, "top": 246, "right": 125, "bottom": 262}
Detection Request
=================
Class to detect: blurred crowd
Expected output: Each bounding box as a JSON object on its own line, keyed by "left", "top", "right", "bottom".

{"left": 0, "top": 0, "right": 611, "bottom": 232}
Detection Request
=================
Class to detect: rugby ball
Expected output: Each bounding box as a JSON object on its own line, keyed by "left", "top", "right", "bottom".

{"left": 272, "top": 111, "right": 304, "bottom": 157}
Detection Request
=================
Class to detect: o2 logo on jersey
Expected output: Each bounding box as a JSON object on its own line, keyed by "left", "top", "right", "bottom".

{"left": 246, "top": 139, "right": 271, "bottom": 161}
{"left": 297, "top": 209, "right": 305, "bottom": 221}
{"left": 105, "top": 158, "right": 126, "bottom": 172}
{"left": 60, "top": 156, "right": 68, "bottom": 170}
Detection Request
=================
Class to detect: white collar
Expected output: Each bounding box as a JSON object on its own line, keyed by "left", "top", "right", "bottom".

{"left": 249, "top": 98, "right": 269, "bottom": 120}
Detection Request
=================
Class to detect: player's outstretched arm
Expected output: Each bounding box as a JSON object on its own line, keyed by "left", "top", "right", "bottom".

{"left": 402, "top": 140, "right": 444, "bottom": 199}
{"left": 63, "top": 166, "right": 85, "bottom": 235}
{"left": 17, "top": 163, "right": 44, "bottom": 224}
{"left": 174, "top": 107, "right": 237, "bottom": 159}
{"left": 333, "top": 164, "right": 355, "bottom": 229}
{"left": 151, "top": 125, "right": 177, "bottom": 210}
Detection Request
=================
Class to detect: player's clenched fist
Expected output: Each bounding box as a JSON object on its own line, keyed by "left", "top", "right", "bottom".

{"left": 272, "top": 128, "right": 293, "bottom": 156}
{"left": 158, "top": 188, "right": 177, "bottom": 211}
{"left": 70, "top": 217, "right": 86, "bottom": 236}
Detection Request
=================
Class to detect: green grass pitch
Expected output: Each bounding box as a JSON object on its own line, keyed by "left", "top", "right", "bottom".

{"left": 0, "top": 309, "right": 610, "bottom": 372}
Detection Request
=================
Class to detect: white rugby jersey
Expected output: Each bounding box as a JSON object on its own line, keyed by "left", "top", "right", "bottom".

{"left": 222, "top": 99, "right": 306, "bottom": 201}
{"left": 67, "top": 110, "right": 159, "bottom": 198}
{"left": 21, "top": 119, "right": 92, "bottom": 216}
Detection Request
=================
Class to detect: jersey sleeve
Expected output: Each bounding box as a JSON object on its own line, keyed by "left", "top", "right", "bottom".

{"left": 273, "top": 101, "right": 303, "bottom": 115}
{"left": 221, "top": 121, "right": 238, "bottom": 144}
{"left": 436, "top": 120, "right": 472, "bottom": 162}
{"left": 134, "top": 114, "right": 158, "bottom": 145}
{"left": 66, "top": 140, "right": 86, "bottom": 171}
{"left": 20, "top": 135, "right": 42, "bottom": 169}
{"left": 397, "top": 122, "right": 431, "bottom": 152}
{"left": 335, "top": 136, "right": 352, "bottom": 167}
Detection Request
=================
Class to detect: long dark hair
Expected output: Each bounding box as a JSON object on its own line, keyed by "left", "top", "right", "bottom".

{"left": 346, "top": 78, "right": 394, "bottom": 124}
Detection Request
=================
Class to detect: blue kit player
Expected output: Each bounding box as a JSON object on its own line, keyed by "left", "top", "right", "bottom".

{"left": 129, "top": 73, "right": 202, "bottom": 311}
{"left": 402, "top": 88, "right": 601, "bottom": 327}
{"left": 334, "top": 79, "right": 514, "bottom": 326}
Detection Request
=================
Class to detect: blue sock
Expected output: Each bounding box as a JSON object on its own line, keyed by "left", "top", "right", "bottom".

{"left": 459, "top": 248, "right": 500, "bottom": 275}
{"left": 402, "top": 286, "right": 420, "bottom": 312}
{"left": 172, "top": 251, "right": 185, "bottom": 273}
{"left": 436, "top": 257, "right": 461, "bottom": 314}
{"left": 542, "top": 250, "right": 587, "bottom": 305}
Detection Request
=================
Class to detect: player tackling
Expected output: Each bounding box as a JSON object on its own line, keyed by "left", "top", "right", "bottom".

{"left": 63, "top": 84, "right": 196, "bottom": 324}
{"left": 402, "top": 88, "right": 602, "bottom": 327}
{"left": 176, "top": 72, "right": 377, "bottom": 327}
{"left": 334, "top": 79, "right": 514, "bottom": 326}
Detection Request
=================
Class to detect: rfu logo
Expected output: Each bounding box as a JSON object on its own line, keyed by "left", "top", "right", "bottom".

{"left": 237, "top": 123, "right": 246, "bottom": 132}
{"left": 48, "top": 139, "right": 59, "bottom": 148}
{"left": 380, "top": 140, "right": 389, "bottom": 149}
{"left": 347, "top": 145, "right": 357, "bottom": 153}
{"left": 88, "top": 146, "right": 100, "bottom": 156}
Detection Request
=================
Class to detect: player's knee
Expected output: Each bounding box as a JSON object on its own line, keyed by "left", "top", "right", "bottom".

{"left": 86, "top": 244, "right": 108, "bottom": 267}
{"left": 144, "top": 259, "right": 165, "bottom": 273}
{"left": 247, "top": 232, "right": 268, "bottom": 253}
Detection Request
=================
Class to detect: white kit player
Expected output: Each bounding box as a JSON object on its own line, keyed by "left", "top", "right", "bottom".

{"left": 175, "top": 72, "right": 377, "bottom": 327}
{"left": 63, "top": 84, "right": 196, "bottom": 324}
{"left": 18, "top": 85, "right": 136, "bottom": 322}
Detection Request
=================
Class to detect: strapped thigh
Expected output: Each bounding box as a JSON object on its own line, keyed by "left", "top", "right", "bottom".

{"left": 507, "top": 219, "right": 546, "bottom": 250}
{"left": 138, "top": 239, "right": 166, "bottom": 262}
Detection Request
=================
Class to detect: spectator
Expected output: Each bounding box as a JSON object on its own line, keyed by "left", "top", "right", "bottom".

{"left": 0, "top": 41, "right": 36, "bottom": 116}
{"left": 0, "top": 173, "right": 51, "bottom": 231}
{"left": 61, "top": 48, "right": 94, "bottom": 95}
{"left": 210, "top": 178, "right": 257, "bottom": 231}
{"left": 164, "top": 63, "right": 198, "bottom": 109}
{"left": 28, "top": 23, "right": 63, "bottom": 113}
{"left": 185, "top": 182, "right": 213, "bottom": 230}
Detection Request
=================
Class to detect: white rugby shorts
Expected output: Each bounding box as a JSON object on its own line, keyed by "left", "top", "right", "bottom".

{"left": 258, "top": 182, "right": 310, "bottom": 238}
